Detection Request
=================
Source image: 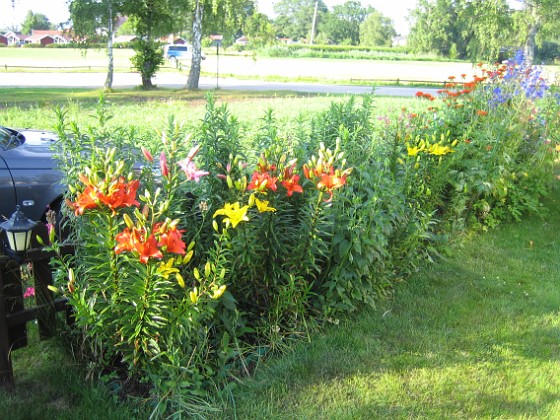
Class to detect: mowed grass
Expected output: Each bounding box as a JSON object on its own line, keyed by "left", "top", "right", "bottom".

{"left": 0, "top": 88, "right": 418, "bottom": 134}
{"left": 0, "top": 47, "right": 135, "bottom": 70}
{"left": 218, "top": 185, "right": 560, "bottom": 419}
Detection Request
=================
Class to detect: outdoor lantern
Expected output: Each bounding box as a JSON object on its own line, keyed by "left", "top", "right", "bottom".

{"left": 0, "top": 206, "right": 39, "bottom": 263}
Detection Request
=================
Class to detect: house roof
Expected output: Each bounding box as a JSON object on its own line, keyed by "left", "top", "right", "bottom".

{"left": 26, "top": 34, "right": 54, "bottom": 42}
{"left": 27, "top": 30, "right": 71, "bottom": 42}
{"left": 3, "top": 31, "right": 28, "bottom": 41}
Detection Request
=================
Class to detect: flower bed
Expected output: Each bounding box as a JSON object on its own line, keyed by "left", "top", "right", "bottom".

{"left": 48, "top": 52, "right": 558, "bottom": 416}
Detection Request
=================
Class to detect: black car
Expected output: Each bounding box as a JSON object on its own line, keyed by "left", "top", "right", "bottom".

{"left": 0, "top": 125, "right": 64, "bottom": 225}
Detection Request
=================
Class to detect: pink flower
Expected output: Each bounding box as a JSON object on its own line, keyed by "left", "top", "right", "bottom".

{"left": 160, "top": 152, "right": 170, "bottom": 178}
{"left": 177, "top": 145, "right": 209, "bottom": 182}
{"left": 141, "top": 147, "right": 154, "bottom": 162}
{"left": 177, "top": 160, "right": 209, "bottom": 182}
{"left": 186, "top": 144, "right": 201, "bottom": 161}
{"left": 23, "top": 287, "right": 35, "bottom": 299}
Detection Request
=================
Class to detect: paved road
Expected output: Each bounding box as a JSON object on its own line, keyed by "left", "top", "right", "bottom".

{"left": 0, "top": 72, "right": 439, "bottom": 97}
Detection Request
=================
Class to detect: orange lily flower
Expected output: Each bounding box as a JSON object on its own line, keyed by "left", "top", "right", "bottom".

{"left": 115, "top": 227, "right": 163, "bottom": 264}
{"left": 158, "top": 227, "right": 186, "bottom": 255}
{"left": 136, "top": 234, "right": 163, "bottom": 264}
{"left": 98, "top": 178, "right": 140, "bottom": 213}
{"left": 317, "top": 170, "right": 347, "bottom": 202}
{"left": 115, "top": 227, "right": 137, "bottom": 254}
{"left": 68, "top": 184, "right": 99, "bottom": 215}
{"left": 247, "top": 171, "right": 278, "bottom": 192}
{"left": 282, "top": 173, "right": 303, "bottom": 197}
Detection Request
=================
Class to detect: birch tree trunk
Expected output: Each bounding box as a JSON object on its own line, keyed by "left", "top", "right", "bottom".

{"left": 523, "top": 2, "right": 541, "bottom": 65}
{"left": 104, "top": 1, "right": 114, "bottom": 90}
{"left": 186, "top": 0, "right": 203, "bottom": 90}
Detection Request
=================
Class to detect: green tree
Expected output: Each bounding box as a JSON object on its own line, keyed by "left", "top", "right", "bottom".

{"left": 512, "top": 0, "right": 560, "bottom": 63}
{"left": 243, "top": 12, "right": 275, "bottom": 46}
{"left": 115, "top": 18, "right": 135, "bottom": 36}
{"left": 458, "top": 0, "right": 512, "bottom": 61}
{"left": 273, "top": 0, "right": 327, "bottom": 41}
{"left": 180, "top": 0, "right": 254, "bottom": 90}
{"left": 407, "top": 0, "right": 560, "bottom": 62}
{"left": 319, "top": 1, "right": 374, "bottom": 45}
{"left": 122, "top": 0, "right": 176, "bottom": 89}
{"left": 359, "top": 10, "right": 396, "bottom": 47}
{"left": 21, "top": 10, "right": 54, "bottom": 34}
{"left": 201, "top": 0, "right": 255, "bottom": 45}
{"left": 69, "top": 0, "right": 126, "bottom": 89}
{"left": 407, "top": 0, "right": 461, "bottom": 57}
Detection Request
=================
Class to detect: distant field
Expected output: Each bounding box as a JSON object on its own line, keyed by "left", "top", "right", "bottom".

{"left": 1, "top": 47, "right": 558, "bottom": 85}
{"left": 0, "top": 47, "right": 474, "bottom": 84}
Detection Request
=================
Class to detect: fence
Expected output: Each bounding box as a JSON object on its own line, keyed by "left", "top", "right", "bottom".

{"left": 0, "top": 225, "right": 73, "bottom": 390}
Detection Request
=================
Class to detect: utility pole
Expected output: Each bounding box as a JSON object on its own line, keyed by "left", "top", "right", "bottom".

{"left": 310, "top": 0, "right": 318, "bottom": 45}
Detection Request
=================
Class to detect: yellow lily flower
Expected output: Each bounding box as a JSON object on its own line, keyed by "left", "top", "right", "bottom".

{"left": 428, "top": 144, "right": 454, "bottom": 156}
{"left": 254, "top": 197, "right": 276, "bottom": 213}
{"left": 213, "top": 202, "right": 250, "bottom": 228}
{"left": 156, "top": 258, "right": 180, "bottom": 279}
{"left": 407, "top": 145, "right": 422, "bottom": 157}
{"left": 212, "top": 285, "right": 227, "bottom": 299}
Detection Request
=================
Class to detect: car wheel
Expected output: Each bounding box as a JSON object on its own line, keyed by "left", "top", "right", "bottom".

{"left": 169, "top": 56, "right": 178, "bottom": 68}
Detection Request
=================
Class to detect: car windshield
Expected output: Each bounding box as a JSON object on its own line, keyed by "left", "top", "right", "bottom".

{"left": 169, "top": 46, "right": 188, "bottom": 52}
{"left": 0, "top": 126, "right": 24, "bottom": 151}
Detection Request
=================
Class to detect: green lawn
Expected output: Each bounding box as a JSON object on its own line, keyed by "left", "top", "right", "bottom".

{"left": 0, "top": 47, "right": 135, "bottom": 70}
{"left": 219, "top": 184, "right": 560, "bottom": 419}
{"left": 0, "top": 88, "right": 418, "bottom": 133}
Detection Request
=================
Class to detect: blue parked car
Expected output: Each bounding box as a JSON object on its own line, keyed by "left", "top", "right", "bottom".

{"left": 0, "top": 125, "right": 64, "bottom": 225}
{"left": 163, "top": 44, "right": 205, "bottom": 65}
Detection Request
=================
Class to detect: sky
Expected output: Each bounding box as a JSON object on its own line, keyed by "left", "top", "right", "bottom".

{"left": 1, "top": 0, "right": 418, "bottom": 35}
{"left": 0, "top": 0, "right": 522, "bottom": 36}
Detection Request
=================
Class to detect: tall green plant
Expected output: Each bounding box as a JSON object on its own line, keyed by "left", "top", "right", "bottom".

{"left": 50, "top": 107, "right": 234, "bottom": 416}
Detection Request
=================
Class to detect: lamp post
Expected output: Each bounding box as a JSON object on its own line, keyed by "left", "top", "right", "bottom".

{"left": 0, "top": 206, "right": 39, "bottom": 264}
{"left": 210, "top": 34, "right": 223, "bottom": 89}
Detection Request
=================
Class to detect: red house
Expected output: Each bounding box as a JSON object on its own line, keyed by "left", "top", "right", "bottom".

{"left": 25, "top": 30, "right": 70, "bottom": 46}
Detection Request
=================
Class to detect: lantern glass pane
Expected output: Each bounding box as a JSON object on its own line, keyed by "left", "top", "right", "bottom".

{"left": 6, "top": 230, "right": 30, "bottom": 252}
